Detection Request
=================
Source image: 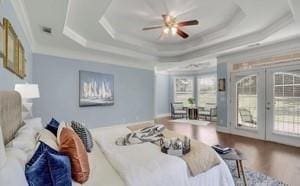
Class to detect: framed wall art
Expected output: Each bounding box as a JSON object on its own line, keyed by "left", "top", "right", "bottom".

{"left": 218, "top": 78, "right": 226, "bottom": 91}
{"left": 79, "top": 70, "right": 114, "bottom": 107}
{"left": 3, "top": 18, "right": 19, "bottom": 74}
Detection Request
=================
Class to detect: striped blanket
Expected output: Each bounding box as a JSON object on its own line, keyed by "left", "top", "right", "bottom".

{"left": 116, "top": 124, "right": 165, "bottom": 146}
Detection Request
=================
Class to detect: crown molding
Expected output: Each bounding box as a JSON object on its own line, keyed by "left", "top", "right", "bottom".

{"left": 10, "top": 0, "right": 36, "bottom": 51}
{"left": 218, "top": 36, "right": 300, "bottom": 64}
{"left": 33, "top": 43, "right": 156, "bottom": 71}
{"left": 95, "top": 4, "right": 246, "bottom": 57}
{"left": 178, "top": 11, "right": 294, "bottom": 62}
{"left": 288, "top": 0, "right": 300, "bottom": 22}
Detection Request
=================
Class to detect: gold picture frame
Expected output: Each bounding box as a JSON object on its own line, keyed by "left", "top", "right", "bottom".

{"left": 17, "top": 41, "right": 26, "bottom": 78}
{"left": 0, "top": 22, "right": 3, "bottom": 58}
{"left": 3, "top": 18, "right": 19, "bottom": 75}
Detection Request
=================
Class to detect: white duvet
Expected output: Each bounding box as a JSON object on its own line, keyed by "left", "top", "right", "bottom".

{"left": 92, "top": 126, "right": 234, "bottom": 186}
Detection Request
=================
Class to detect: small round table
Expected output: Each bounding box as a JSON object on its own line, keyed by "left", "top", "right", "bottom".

{"left": 187, "top": 107, "right": 198, "bottom": 120}
{"left": 220, "top": 149, "right": 247, "bottom": 186}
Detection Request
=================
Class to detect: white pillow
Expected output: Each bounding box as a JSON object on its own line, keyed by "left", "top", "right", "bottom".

{"left": 36, "top": 129, "right": 59, "bottom": 151}
{"left": 6, "top": 124, "right": 37, "bottom": 153}
{"left": 56, "top": 121, "right": 73, "bottom": 145}
{"left": 5, "top": 147, "right": 28, "bottom": 169}
{"left": 0, "top": 156, "right": 28, "bottom": 186}
{"left": 23, "top": 117, "right": 43, "bottom": 132}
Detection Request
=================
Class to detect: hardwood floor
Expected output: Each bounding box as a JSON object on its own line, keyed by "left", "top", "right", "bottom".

{"left": 155, "top": 117, "right": 300, "bottom": 186}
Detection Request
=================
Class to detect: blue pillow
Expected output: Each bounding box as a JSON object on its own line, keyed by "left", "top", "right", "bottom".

{"left": 46, "top": 118, "right": 60, "bottom": 136}
{"left": 25, "top": 142, "right": 72, "bottom": 186}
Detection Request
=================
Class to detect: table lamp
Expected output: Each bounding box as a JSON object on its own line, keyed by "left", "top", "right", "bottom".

{"left": 14, "top": 84, "right": 40, "bottom": 119}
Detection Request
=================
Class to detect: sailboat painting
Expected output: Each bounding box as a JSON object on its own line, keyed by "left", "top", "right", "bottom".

{"left": 79, "top": 71, "right": 114, "bottom": 106}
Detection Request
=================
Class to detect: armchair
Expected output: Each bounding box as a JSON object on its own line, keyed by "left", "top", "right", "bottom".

{"left": 198, "top": 107, "right": 217, "bottom": 121}
{"left": 170, "top": 102, "right": 188, "bottom": 119}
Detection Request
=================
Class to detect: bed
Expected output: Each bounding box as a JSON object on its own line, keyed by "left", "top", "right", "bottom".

{"left": 0, "top": 91, "right": 234, "bottom": 186}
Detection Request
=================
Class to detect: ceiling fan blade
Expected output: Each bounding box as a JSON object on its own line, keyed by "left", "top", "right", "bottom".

{"left": 177, "top": 20, "right": 199, "bottom": 27}
{"left": 142, "top": 26, "right": 163, "bottom": 31}
{"left": 177, "top": 29, "right": 189, "bottom": 39}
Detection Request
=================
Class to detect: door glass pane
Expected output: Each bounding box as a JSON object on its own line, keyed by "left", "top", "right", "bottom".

{"left": 273, "top": 72, "right": 300, "bottom": 136}
{"left": 236, "top": 75, "right": 257, "bottom": 128}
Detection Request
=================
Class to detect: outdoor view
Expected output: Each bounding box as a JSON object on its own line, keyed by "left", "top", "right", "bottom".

{"left": 174, "top": 77, "right": 193, "bottom": 106}
{"left": 198, "top": 76, "right": 217, "bottom": 108}
{"left": 236, "top": 75, "right": 257, "bottom": 128}
{"left": 273, "top": 72, "right": 300, "bottom": 136}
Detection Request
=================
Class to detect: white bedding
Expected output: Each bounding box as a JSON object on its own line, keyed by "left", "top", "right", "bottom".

{"left": 92, "top": 126, "right": 234, "bottom": 186}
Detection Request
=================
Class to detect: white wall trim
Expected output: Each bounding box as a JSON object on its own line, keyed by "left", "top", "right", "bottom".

{"left": 10, "top": 0, "right": 36, "bottom": 51}
{"left": 218, "top": 36, "right": 300, "bottom": 64}
{"left": 216, "top": 126, "right": 230, "bottom": 133}
{"left": 33, "top": 44, "right": 156, "bottom": 71}
{"left": 155, "top": 113, "right": 170, "bottom": 118}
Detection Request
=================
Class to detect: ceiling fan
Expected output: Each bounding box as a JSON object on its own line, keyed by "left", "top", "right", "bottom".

{"left": 142, "top": 14, "right": 199, "bottom": 39}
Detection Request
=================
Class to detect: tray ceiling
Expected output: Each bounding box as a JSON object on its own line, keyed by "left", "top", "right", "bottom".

{"left": 11, "top": 0, "right": 300, "bottom": 68}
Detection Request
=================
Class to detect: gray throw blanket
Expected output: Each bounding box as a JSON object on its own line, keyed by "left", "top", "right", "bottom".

{"left": 116, "top": 124, "right": 165, "bottom": 146}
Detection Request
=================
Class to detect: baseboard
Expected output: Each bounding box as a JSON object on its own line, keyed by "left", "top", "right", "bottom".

{"left": 155, "top": 113, "right": 170, "bottom": 118}
{"left": 216, "top": 126, "right": 230, "bottom": 133}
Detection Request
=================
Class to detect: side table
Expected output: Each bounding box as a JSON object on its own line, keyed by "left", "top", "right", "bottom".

{"left": 220, "top": 149, "right": 247, "bottom": 186}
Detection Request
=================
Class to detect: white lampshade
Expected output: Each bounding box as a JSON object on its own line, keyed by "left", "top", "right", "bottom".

{"left": 14, "top": 84, "right": 40, "bottom": 99}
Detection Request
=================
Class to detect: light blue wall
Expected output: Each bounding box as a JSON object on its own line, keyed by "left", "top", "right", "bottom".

{"left": 155, "top": 73, "right": 170, "bottom": 116}
{"left": 32, "top": 54, "right": 154, "bottom": 128}
{"left": 217, "top": 63, "right": 228, "bottom": 127}
{"left": 0, "top": 0, "right": 32, "bottom": 90}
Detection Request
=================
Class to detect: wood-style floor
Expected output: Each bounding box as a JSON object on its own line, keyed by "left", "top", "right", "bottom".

{"left": 155, "top": 117, "right": 300, "bottom": 186}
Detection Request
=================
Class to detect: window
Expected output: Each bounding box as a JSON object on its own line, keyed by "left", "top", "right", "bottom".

{"left": 197, "top": 75, "right": 217, "bottom": 108}
{"left": 174, "top": 77, "right": 194, "bottom": 105}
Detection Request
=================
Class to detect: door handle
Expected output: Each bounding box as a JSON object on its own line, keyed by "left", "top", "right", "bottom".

{"left": 266, "top": 107, "right": 270, "bottom": 110}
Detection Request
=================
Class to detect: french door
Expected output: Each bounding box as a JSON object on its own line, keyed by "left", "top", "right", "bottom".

{"left": 231, "top": 69, "right": 266, "bottom": 140}
{"left": 266, "top": 65, "right": 300, "bottom": 147}
{"left": 231, "top": 64, "right": 300, "bottom": 147}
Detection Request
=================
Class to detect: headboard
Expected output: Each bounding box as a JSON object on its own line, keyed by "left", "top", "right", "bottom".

{"left": 0, "top": 91, "right": 23, "bottom": 145}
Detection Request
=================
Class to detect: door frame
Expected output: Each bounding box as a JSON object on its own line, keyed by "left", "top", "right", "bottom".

{"left": 266, "top": 64, "right": 300, "bottom": 147}
{"left": 230, "top": 69, "right": 266, "bottom": 140}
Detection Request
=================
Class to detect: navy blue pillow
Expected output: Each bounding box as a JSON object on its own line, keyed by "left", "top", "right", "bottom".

{"left": 46, "top": 118, "right": 60, "bottom": 136}
{"left": 25, "top": 142, "right": 72, "bottom": 186}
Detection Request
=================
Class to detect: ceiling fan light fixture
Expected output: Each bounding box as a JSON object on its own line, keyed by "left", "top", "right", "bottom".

{"left": 163, "top": 27, "right": 170, "bottom": 34}
{"left": 171, "top": 27, "right": 177, "bottom": 35}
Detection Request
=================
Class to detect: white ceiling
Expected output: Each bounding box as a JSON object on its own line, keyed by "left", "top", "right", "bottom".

{"left": 11, "top": 0, "right": 300, "bottom": 69}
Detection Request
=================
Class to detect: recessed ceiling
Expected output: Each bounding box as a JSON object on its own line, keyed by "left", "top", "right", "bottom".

{"left": 11, "top": 0, "right": 300, "bottom": 69}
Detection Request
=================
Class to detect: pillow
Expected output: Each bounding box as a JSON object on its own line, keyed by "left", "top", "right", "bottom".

{"left": 37, "top": 129, "right": 59, "bottom": 151}
{"left": 71, "top": 121, "right": 93, "bottom": 152}
{"left": 56, "top": 121, "right": 72, "bottom": 145}
{"left": 46, "top": 118, "right": 60, "bottom": 136}
{"left": 25, "top": 142, "right": 72, "bottom": 186}
{"left": 59, "top": 127, "right": 90, "bottom": 183}
{"left": 6, "top": 124, "right": 37, "bottom": 153}
{"left": 5, "top": 147, "right": 28, "bottom": 169}
{"left": 24, "top": 117, "right": 43, "bottom": 132}
{"left": 0, "top": 156, "right": 28, "bottom": 186}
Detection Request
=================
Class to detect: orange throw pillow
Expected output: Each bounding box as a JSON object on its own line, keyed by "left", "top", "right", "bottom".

{"left": 59, "top": 127, "right": 90, "bottom": 183}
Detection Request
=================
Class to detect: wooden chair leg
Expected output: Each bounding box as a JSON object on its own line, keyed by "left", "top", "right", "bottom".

{"left": 239, "top": 160, "right": 247, "bottom": 186}
{"left": 236, "top": 160, "right": 240, "bottom": 178}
